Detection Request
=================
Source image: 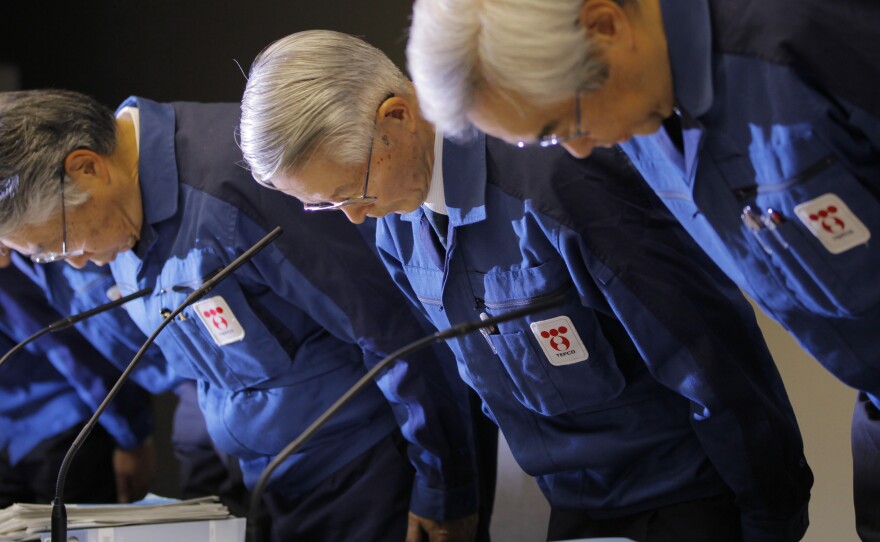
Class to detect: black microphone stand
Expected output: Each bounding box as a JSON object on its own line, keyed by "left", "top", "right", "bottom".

{"left": 246, "top": 293, "right": 564, "bottom": 542}
{"left": 50, "top": 226, "right": 282, "bottom": 542}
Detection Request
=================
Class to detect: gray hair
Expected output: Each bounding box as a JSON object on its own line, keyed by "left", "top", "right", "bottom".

{"left": 239, "top": 30, "right": 411, "bottom": 184}
{"left": 407, "top": 0, "right": 609, "bottom": 137}
{"left": 0, "top": 89, "right": 116, "bottom": 237}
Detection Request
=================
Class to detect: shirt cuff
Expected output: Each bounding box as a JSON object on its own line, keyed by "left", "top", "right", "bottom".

{"left": 740, "top": 500, "right": 810, "bottom": 542}
{"left": 409, "top": 476, "right": 479, "bottom": 521}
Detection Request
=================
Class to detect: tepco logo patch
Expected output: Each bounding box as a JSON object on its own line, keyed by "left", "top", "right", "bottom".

{"left": 529, "top": 316, "right": 588, "bottom": 366}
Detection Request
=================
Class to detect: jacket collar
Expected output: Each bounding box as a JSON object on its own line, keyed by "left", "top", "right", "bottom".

{"left": 660, "top": 0, "right": 714, "bottom": 117}
{"left": 115, "top": 96, "right": 179, "bottom": 258}
{"left": 401, "top": 133, "right": 488, "bottom": 227}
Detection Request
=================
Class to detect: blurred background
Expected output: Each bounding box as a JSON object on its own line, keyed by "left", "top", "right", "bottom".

{"left": 1, "top": 2, "right": 858, "bottom": 540}
{"left": 1, "top": 1, "right": 411, "bottom": 104}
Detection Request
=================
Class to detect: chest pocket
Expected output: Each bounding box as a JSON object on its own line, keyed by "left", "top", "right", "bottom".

{"left": 474, "top": 258, "right": 627, "bottom": 417}
{"left": 713, "top": 122, "right": 880, "bottom": 317}
{"left": 151, "top": 255, "right": 294, "bottom": 391}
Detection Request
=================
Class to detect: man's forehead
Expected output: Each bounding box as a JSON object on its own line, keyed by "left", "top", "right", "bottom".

{"left": 274, "top": 166, "right": 363, "bottom": 203}
{"left": 470, "top": 89, "right": 553, "bottom": 143}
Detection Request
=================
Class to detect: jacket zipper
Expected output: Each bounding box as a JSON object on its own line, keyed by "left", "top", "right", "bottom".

{"left": 476, "top": 282, "right": 572, "bottom": 311}
{"left": 734, "top": 155, "right": 837, "bottom": 201}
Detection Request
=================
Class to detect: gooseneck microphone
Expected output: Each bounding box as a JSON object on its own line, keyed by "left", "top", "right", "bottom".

{"left": 51, "top": 226, "right": 283, "bottom": 542}
{"left": 246, "top": 293, "right": 565, "bottom": 542}
{"left": 0, "top": 286, "right": 153, "bottom": 370}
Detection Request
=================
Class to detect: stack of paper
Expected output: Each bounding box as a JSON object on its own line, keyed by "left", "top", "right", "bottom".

{"left": 0, "top": 494, "right": 233, "bottom": 542}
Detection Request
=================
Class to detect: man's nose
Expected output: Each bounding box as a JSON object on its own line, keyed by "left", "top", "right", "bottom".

{"left": 66, "top": 254, "right": 91, "bottom": 269}
{"left": 341, "top": 205, "right": 369, "bottom": 225}
{"left": 561, "top": 137, "right": 596, "bottom": 159}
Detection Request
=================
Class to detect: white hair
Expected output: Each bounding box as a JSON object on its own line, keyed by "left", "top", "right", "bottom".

{"left": 239, "top": 30, "right": 412, "bottom": 184}
{"left": 0, "top": 90, "right": 112, "bottom": 237}
{"left": 407, "top": 0, "right": 609, "bottom": 137}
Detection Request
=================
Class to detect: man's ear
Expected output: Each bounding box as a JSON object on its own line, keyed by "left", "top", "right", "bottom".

{"left": 0, "top": 243, "right": 11, "bottom": 268}
{"left": 64, "top": 149, "right": 108, "bottom": 184}
{"left": 378, "top": 96, "right": 418, "bottom": 133}
{"left": 579, "top": 0, "right": 628, "bottom": 46}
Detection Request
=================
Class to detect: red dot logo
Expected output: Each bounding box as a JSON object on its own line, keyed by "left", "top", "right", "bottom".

{"left": 542, "top": 326, "right": 571, "bottom": 351}
{"left": 809, "top": 205, "right": 845, "bottom": 234}
{"left": 212, "top": 315, "right": 229, "bottom": 330}
{"left": 203, "top": 306, "right": 229, "bottom": 330}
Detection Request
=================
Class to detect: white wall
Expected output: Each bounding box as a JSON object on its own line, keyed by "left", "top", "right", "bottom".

{"left": 491, "top": 433, "right": 551, "bottom": 541}
{"left": 490, "top": 299, "right": 859, "bottom": 541}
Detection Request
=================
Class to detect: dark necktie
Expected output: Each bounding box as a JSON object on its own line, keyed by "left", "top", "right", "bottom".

{"left": 423, "top": 207, "right": 449, "bottom": 249}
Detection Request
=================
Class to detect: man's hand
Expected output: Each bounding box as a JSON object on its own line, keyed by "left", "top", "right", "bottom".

{"left": 0, "top": 244, "right": 11, "bottom": 268}
{"left": 406, "top": 512, "right": 478, "bottom": 542}
{"left": 113, "top": 437, "right": 156, "bottom": 503}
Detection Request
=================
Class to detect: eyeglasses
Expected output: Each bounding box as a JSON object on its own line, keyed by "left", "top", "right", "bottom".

{"left": 302, "top": 100, "right": 388, "bottom": 212}
{"left": 301, "top": 130, "right": 377, "bottom": 211}
{"left": 517, "top": 90, "right": 585, "bottom": 148}
{"left": 30, "top": 172, "right": 85, "bottom": 264}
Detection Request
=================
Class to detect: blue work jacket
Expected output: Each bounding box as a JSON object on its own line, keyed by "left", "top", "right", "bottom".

{"left": 376, "top": 137, "right": 813, "bottom": 541}
{"left": 621, "top": 0, "right": 880, "bottom": 400}
{"left": 11, "top": 255, "right": 180, "bottom": 395}
{"left": 107, "top": 97, "right": 477, "bottom": 520}
{"left": 0, "top": 265, "right": 152, "bottom": 464}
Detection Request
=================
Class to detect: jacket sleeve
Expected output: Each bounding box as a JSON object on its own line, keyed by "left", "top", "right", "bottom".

{"left": 41, "top": 332, "right": 155, "bottom": 452}
{"left": 0, "top": 288, "right": 93, "bottom": 465}
{"left": 846, "top": 100, "right": 880, "bottom": 151}
{"left": 0, "top": 263, "right": 154, "bottom": 451}
{"left": 548, "top": 152, "right": 812, "bottom": 541}
{"left": 235, "top": 211, "right": 479, "bottom": 521}
{"left": 830, "top": 97, "right": 880, "bottom": 411}
{"left": 42, "top": 261, "right": 181, "bottom": 395}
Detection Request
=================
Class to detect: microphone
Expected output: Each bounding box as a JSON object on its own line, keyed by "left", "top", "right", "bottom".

{"left": 51, "top": 226, "right": 283, "bottom": 542}
{"left": 0, "top": 286, "right": 153, "bottom": 371}
{"left": 246, "top": 293, "right": 565, "bottom": 542}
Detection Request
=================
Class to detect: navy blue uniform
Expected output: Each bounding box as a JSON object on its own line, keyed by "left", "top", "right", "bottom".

{"left": 0, "top": 264, "right": 152, "bottom": 506}
{"left": 376, "top": 137, "right": 813, "bottom": 541}
{"left": 620, "top": 2, "right": 880, "bottom": 538}
{"left": 107, "top": 98, "right": 480, "bottom": 540}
